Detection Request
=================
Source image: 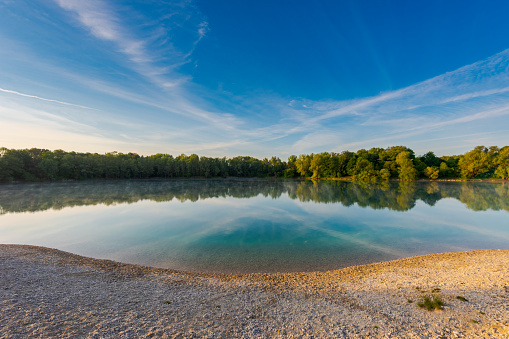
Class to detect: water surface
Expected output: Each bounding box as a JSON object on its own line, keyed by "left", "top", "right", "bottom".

{"left": 1, "top": 179, "right": 508, "bottom": 273}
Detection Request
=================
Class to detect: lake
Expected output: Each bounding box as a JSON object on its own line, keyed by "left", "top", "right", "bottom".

{"left": 1, "top": 179, "right": 508, "bottom": 274}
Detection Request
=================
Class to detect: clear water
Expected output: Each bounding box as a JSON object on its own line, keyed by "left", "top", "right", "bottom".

{"left": 1, "top": 179, "right": 508, "bottom": 274}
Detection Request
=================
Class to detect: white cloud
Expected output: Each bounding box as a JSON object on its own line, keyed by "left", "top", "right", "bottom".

{"left": 53, "top": 0, "right": 199, "bottom": 90}
{"left": 55, "top": 0, "right": 120, "bottom": 41}
{"left": 50, "top": 1, "right": 252, "bottom": 137}
{"left": 292, "top": 130, "right": 343, "bottom": 153}
{"left": 0, "top": 87, "right": 94, "bottom": 109}
{"left": 197, "top": 21, "right": 209, "bottom": 42}
{"left": 2, "top": 2, "right": 509, "bottom": 157}
{"left": 0, "top": 104, "right": 122, "bottom": 151}
{"left": 283, "top": 49, "right": 509, "bottom": 154}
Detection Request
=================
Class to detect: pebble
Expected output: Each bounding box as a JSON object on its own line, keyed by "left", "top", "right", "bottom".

{"left": 1, "top": 245, "right": 508, "bottom": 338}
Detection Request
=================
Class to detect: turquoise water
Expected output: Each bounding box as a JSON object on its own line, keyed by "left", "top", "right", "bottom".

{"left": 1, "top": 179, "right": 508, "bottom": 273}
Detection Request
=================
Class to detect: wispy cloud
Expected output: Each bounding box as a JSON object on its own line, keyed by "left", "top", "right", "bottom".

{"left": 50, "top": 0, "right": 253, "bottom": 136}
{"left": 2, "top": 1, "right": 509, "bottom": 157}
{"left": 286, "top": 49, "right": 509, "bottom": 154}
{"left": 0, "top": 87, "right": 94, "bottom": 109}
{"left": 0, "top": 102, "right": 122, "bottom": 151}
{"left": 53, "top": 0, "right": 201, "bottom": 90}
{"left": 59, "top": 71, "right": 245, "bottom": 131}
{"left": 197, "top": 21, "right": 209, "bottom": 43}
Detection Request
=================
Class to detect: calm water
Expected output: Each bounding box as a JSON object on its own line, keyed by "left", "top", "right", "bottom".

{"left": 1, "top": 179, "right": 508, "bottom": 274}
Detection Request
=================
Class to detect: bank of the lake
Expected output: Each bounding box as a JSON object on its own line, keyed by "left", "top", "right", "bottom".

{"left": 313, "top": 177, "right": 509, "bottom": 182}
{"left": 1, "top": 245, "right": 508, "bottom": 338}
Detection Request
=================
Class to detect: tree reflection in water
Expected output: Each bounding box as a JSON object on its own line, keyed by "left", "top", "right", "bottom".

{"left": 1, "top": 179, "right": 508, "bottom": 214}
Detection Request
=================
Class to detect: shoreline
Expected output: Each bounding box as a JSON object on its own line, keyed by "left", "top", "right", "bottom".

{"left": 312, "top": 177, "right": 508, "bottom": 182}
{"left": 1, "top": 245, "right": 508, "bottom": 338}
{"left": 1, "top": 176, "right": 508, "bottom": 185}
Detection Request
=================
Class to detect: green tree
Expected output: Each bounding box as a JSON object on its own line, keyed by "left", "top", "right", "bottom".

{"left": 424, "top": 166, "right": 439, "bottom": 180}
{"left": 287, "top": 155, "right": 297, "bottom": 168}
{"left": 396, "top": 151, "right": 418, "bottom": 180}
{"left": 458, "top": 147, "right": 491, "bottom": 179}
{"left": 284, "top": 155, "right": 298, "bottom": 178}
{"left": 420, "top": 151, "right": 441, "bottom": 167}
{"left": 379, "top": 168, "right": 391, "bottom": 181}
{"left": 494, "top": 147, "right": 509, "bottom": 180}
{"left": 37, "top": 157, "right": 58, "bottom": 180}
{"left": 336, "top": 151, "right": 356, "bottom": 177}
{"left": 439, "top": 162, "right": 451, "bottom": 178}
{"left": 187, "top": 154, "right": 200, "bottom": 177}
{"left": 368, "top": 147, "right": 386, "bottom": 170}
{"left": 413, "top": 158, "right": 427, "bottom": 177}
{"left": 352, "top": 158, "right": 378, "bottom": 181}
{"left": 295, "top": 154, "right": 311, "bottom": 177}
{"left": 309, "top": 154, "right": 323, "bottom": 178}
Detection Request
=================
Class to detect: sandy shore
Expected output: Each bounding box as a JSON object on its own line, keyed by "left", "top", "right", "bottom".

{"left": 1, "top": 245, "right": 508, "bottom": 338}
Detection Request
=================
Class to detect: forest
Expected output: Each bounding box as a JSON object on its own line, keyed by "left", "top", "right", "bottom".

{"left": 0, "top": 145, "right": 508, "bottom": 182}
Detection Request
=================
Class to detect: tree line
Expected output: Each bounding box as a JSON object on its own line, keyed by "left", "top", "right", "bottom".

{"left": 291, "top": 145, "right": 509, "bottom": 181}
{"left": 0, "top": 145, "right": 508, "bottom": 182}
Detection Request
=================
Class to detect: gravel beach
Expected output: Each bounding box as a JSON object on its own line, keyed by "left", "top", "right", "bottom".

{"left": 1, "top": 245, "right": 508, "bottom": 338}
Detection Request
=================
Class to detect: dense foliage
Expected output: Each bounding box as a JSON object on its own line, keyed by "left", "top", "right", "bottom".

{"left": 0, "top": 145, "right": 508, "bottom": 182}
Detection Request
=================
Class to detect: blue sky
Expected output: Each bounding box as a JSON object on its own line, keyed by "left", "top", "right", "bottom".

{"left": 1, "top": 0, "right": 509, "bottom": 158}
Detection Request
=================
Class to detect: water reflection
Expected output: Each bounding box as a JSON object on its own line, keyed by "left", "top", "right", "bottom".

{"left": 1, "top": 179, "right": 508, "bottom": 214}
{"left": 1, "top": 179, "right": 508, "bottom": 273}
